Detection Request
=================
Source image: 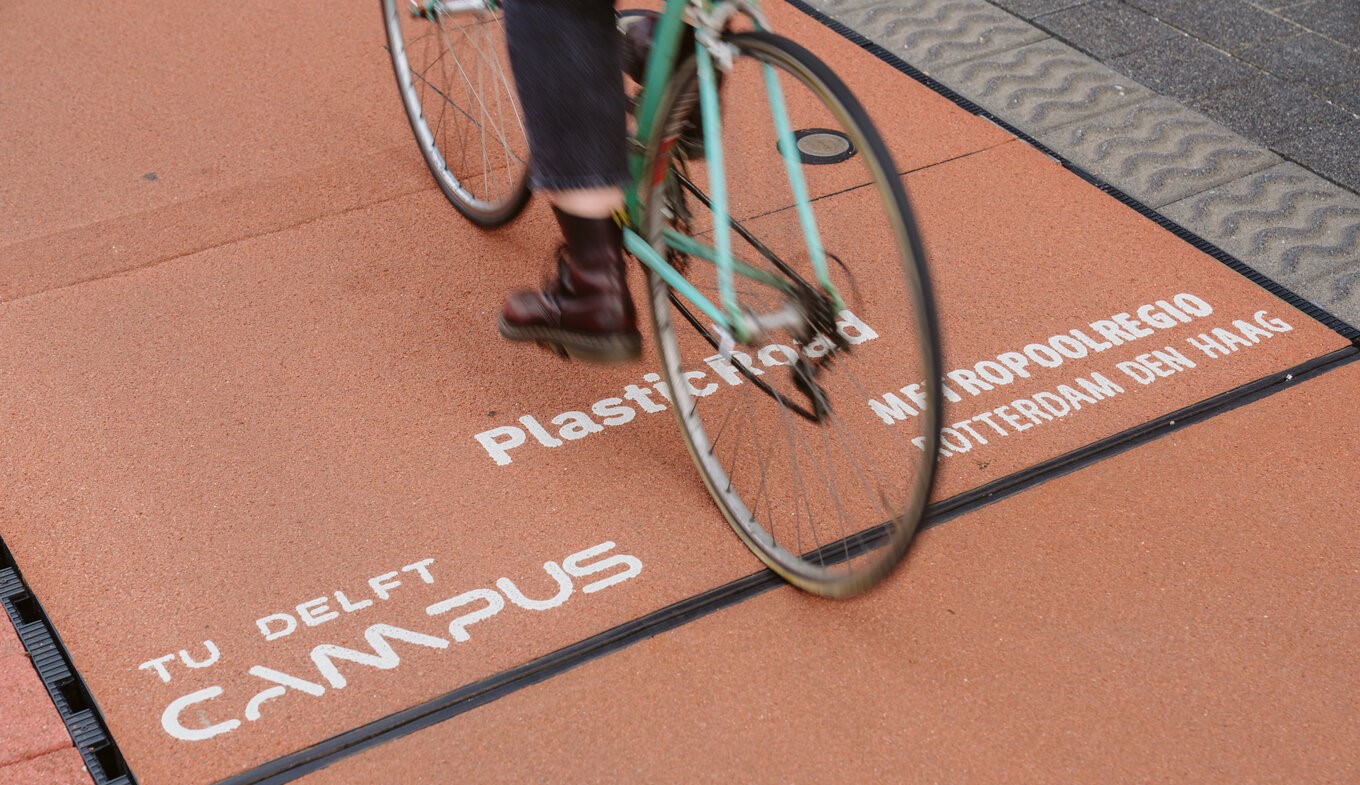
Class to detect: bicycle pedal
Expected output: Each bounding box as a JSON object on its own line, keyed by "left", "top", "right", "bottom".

{"left": 791, "top": 362, "right": 832, "bottom": 420}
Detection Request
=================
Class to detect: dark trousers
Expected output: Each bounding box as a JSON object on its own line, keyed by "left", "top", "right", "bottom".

{"left": 504, "top": 0, "right": 628, "bottom": 191}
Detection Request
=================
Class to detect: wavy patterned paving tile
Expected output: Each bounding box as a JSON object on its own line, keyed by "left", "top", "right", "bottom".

{"left": 1163, "top": 163, "right": 1360, "bottom": 326}
{"left": 1038, "top": 97, "right": 1280, "bottom": 208}
{"left": 812, "top": 0, "right": 1356, "bottom": 330}
{"left": 933, "top": 39, "right": 1153, "bottom": 131}
{"left": 811, "top": 0, "right": 1046, "bottom": 71}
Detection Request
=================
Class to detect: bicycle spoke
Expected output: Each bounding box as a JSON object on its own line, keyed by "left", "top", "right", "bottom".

{"left": 385, "top": 0, "right": 528, "bottom": 223}
{"left": 641, "top": 30, "right": 938, "bottom": 595}
{"left": 440, "top": 19, "right": 518, "bottom": 167}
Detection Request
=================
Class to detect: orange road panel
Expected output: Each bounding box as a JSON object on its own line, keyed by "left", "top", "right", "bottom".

{"left": 0, "top": 147, "right": 1347, "bottom": 784}
{"left": 758, "top": 139, "right": 1349, "bottom": 500}
{"left": 0, "top": 3, "right": 1350, "bottom": 784}
{"left": 0, "top": 148, "right": 433, "bottom": 304}
{"left": 0, "top": 0, "right": 407, "bottom": 249}
{"left": 297, "top": 359, "right": 1360, "bottom": 785}
{"left": 0, "top": 748, "right": 93, "bottom": 785}
{"left": 0, "top": 0, "right": 1003, "bottom": 302}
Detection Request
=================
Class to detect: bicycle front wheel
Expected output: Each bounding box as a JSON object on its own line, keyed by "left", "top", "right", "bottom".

{"left": 382, "top": 0, "right": 531, "bottom": 226}
{"left": 640, "top": 31, "right": 942, "bottom": 597}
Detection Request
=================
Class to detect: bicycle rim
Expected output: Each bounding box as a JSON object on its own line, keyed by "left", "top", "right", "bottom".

{"left": 640, "top": 31, "right": 942, "bottom": 597}
{"left": 382, "top": 0, "right": 531, "bottom": 226}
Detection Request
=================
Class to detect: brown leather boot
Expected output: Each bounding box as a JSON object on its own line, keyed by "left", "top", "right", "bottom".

{"left": 498, "top": 206, "right": 642, "bottom": 363}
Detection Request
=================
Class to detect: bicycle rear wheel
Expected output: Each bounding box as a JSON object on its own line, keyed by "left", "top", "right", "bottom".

{"left": 382, "top": 0, "right": 531, "bottom": 226}
{"left": 640, "top": 31, "right": 941, "bottom": 597}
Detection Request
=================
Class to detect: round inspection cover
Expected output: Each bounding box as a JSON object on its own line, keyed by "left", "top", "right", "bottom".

{"left": 791, "top": 128, "right": 856, "bottom": 164}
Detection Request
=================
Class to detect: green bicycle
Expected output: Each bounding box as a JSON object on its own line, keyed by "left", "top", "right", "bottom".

{"left": 382, "top": 0, "right": 942, "bottom": 596}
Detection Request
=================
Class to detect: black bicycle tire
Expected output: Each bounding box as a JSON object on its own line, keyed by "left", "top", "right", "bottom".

{"left": 381, "top": 0, "right": 532, "bottom": 227}
{"left": 639, "top": 30, "right": 943, "bottom": 597}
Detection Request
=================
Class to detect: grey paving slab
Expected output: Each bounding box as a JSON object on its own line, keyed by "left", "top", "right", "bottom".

{"left": 1037, "top": 97, "right": 1281, "bottom": 207}
{"left": 816, "top": 0, "right": 1359, "bottom": 328}
{"left": 1110, "top": 34, "right": 1263, "bottom": 102}
{"left": 1333, "top": 80, "right": 1360, "bottom": 113}
{"left": 1033, "top": 0, "right": 1181, "bottom": 59}
{"left": 1121, "top": 0, "right": 1191, "bottom": 16}
{"left": 1163, "top": 162, "right": 1360, "bottom": 326}
{"left": 1186, "top": 73, "right": 1355, "bottom": 145}
{"left": 1274, "top": 119, "right": 1360, "bottom": 194}
{"left": 991, "top": 0, "right": 1084, "bottom": 17}
{"left": 933, "top": 39, "right": 1155, "bottom": 131}
{"left": 811, "top": 0, "right": 1047, "bottom": 71}
{"left": 1155, "top": 0, "right": 1303, "bottom": 52}
{"left": 1237, "top": 33, "right": 1360, "bottom": 91}
{"left": 1280, "top": 0, "right": 1360, "bottom": 49}
{"left": 1246, "top": 0, "right": 1310, "bottom": 10}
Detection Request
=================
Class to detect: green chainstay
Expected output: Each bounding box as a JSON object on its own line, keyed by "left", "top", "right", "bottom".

{"left": 621, "top": 0, "right": 844, "bottom": 342}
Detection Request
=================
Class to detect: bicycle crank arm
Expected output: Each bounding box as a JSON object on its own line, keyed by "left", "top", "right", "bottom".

{"left": 741, "top": 302, "right": 806, "bottom": 336}
{"left": 791, "top": 359, "right": 832, "bottom": 421}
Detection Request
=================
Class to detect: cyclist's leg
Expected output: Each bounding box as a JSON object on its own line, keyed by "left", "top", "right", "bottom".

{"left": 548, "top": 186, "right": 624, "bottom": 219}
{"left": 504, "top": 0, "right": 627, "bottom": 195}
{"left": 499, "top": 0, "right": 641, "bottom": 363}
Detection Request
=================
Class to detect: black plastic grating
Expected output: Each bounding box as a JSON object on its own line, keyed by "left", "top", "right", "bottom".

{"left": 0, "top": 568, "right": 21, "bottom": 598}
{"left": 0, "top": 546, "right": 136, "bottom": 785}
{"left": 15, "top": 620, "right": 74, "bottom": 684}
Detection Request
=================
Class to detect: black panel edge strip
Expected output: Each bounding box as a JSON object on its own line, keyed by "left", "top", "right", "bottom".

{"left": 780, "top": 0, "right": 1360, "bottom": 343}
{"left": 0, "top": 538, "right": 136, "bottom": 785}
{"left": 919, "top": 346, "right": 1359, "bottom": 531}
{"left": 216, "top": 570, "right": 783, "bottom": 785}
{"left": 215, "top": 345, "right": 1358, "bottom": 785}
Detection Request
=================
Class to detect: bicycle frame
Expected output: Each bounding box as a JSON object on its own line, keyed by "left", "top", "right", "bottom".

{"left": 619, "top": 0, "right": 843, "bottom": 343}
{"left": 413, "top": 0, "right": 844, "bottom": 342}
{"left": 392, "top": 0, "right": 941, "bottom": 594}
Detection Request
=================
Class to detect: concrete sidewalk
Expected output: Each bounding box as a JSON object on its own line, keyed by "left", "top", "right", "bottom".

{"left": 2, "top": 2, "right": 1357, "bottom": 784}
{"left": 810, "top": 0, "right": 1360, "bottom": 327}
